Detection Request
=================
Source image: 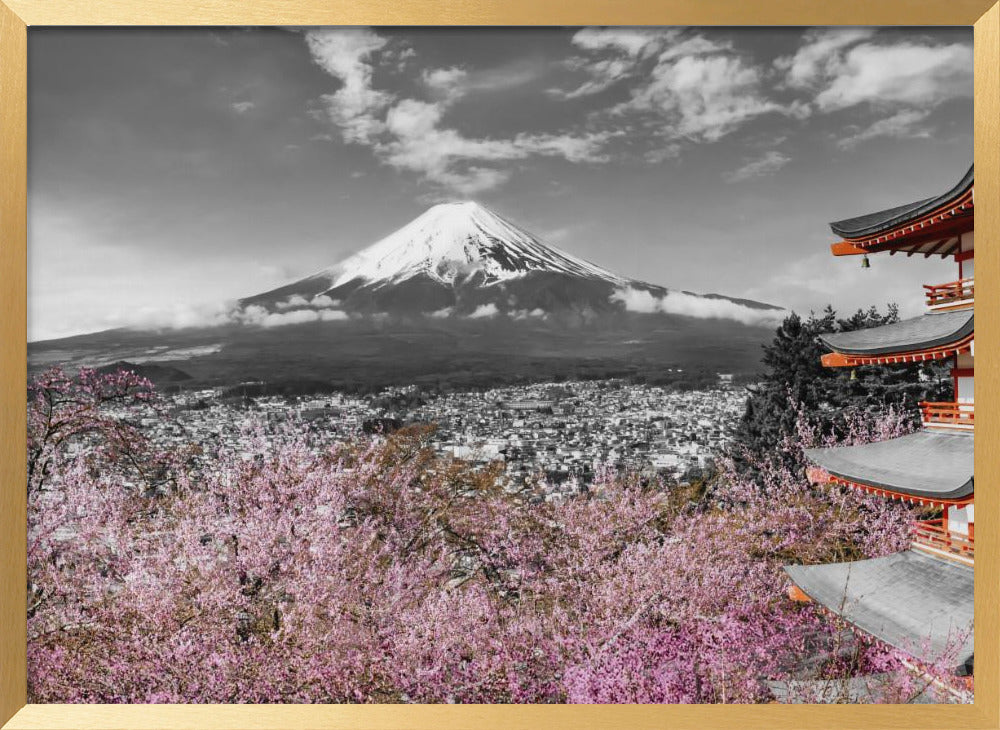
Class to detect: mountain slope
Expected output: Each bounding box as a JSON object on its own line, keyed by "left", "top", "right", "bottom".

{"left": 30, "top": 201, "right": 786, "bottom": 390}
{"left": 241, "top": 201, "right": 779, "bottom": 318}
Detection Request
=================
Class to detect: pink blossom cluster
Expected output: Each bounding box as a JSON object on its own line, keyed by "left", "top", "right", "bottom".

{"left": 26, "top": 369, "right": 960, "bottom": 703}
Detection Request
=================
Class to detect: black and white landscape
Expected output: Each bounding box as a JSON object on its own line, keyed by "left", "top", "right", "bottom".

{"left": 28, "top": 26, "right": 972, "bottom": 395}
{"left": 30, "top": 199, "right": 784, "bottom": 391}
{"left": 25, "top": 27, "right": 976, "bottom": 705}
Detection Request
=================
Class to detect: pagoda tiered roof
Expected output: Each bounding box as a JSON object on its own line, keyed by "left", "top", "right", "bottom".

{"left": 818, "top": 309, "right": 973, "bottom": 366}
{"left": 788, "top": 160, "right": 976, "bottom": 681}
{"left": 804, "top": 430, "right": 973, "bottom": 505}
{"left": 829, "top": 165, "right": 973, "bottom": 257}
{"left": 784, "top": 550, "right": 974, "bottom": 675}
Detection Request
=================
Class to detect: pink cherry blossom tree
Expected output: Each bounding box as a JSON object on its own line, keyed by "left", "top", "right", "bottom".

{"left": 26, "top": 368, "right": 965, "bottom": 704}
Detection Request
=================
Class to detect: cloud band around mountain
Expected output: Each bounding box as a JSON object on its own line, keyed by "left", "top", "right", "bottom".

{"left": 611, "top": 286, "right": 784, "bottom": 326}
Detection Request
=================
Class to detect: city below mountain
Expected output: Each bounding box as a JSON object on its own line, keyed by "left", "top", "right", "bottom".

{"left": 30, "top": 202, "right": 785, "bottom": 393}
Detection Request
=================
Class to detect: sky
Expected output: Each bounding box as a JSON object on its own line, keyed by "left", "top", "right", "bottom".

{"left": 28, "top": 26, "right": 973, "bottom": 341}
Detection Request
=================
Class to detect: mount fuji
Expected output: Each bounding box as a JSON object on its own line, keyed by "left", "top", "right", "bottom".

{"left": 240, "top": 201, "right": 779, "bottom": 319}
{"left": 30, "top": 202, "right": 785, "bottom": 391}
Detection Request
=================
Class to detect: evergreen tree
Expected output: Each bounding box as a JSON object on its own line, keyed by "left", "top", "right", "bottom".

{"left": 731, "top": 304, "right": 951, "bottom": 469}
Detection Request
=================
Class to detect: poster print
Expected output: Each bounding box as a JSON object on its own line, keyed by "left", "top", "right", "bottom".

{"left": 26, "top": 26, "right": 974, "bottom": 704}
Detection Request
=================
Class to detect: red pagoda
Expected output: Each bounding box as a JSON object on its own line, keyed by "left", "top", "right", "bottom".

{"left": 784, "top": 165, "right": 975, "bottom": 679}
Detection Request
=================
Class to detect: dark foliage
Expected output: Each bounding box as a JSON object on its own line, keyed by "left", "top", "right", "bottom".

{"left": 731, "top": 305, "right": 951, "bottom": 470}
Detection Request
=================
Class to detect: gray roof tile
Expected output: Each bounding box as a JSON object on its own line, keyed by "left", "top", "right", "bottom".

{"left": 804, "top": 430, "right": 973, "bottom": 500}
{"left": 819, "top": 309, "right": 973, "bottom": 356}
{"left": 785, "top": 551, "right": 973, "bottom": 673}
{"left": 830, "top": 165, "right": 974, "bottom": 239}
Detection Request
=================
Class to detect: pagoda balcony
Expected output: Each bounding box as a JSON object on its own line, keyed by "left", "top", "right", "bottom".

{"left": 911, "top": 519, "right": 973, "bottom": 566}
{"left": 920, "top": 400, "right": 974, "bottom": 431}
{"left": 924, "top": 277, "right": 973, "bottom": 311}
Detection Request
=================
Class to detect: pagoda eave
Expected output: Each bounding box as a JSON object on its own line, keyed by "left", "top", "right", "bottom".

{"left": 818, "top": 310, "right": 973, "bottom": 365}
{"left": 830, "top": 240, "right": 869, "bottom": 256}
{"left": 823, "top": 473, "right": 973, "bottom": 509}
{"left": 829, "top": 165, "right": 974, "bottom": 243}
{"left": 831, "top": 213, "right": 972, "bottom": 257}
{"left": 803, "top": 431, "right": 974, "bottom": 504}
{"left": 784, "top": 551, "right": 974, "bottom": 675}
{"left": 821, "top": 334, "right": 973, "bottom": 367}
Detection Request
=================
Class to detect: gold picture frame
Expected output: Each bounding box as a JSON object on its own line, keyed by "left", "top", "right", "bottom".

{"left": 1, "top": 1, "right": 997, "bottom": 727}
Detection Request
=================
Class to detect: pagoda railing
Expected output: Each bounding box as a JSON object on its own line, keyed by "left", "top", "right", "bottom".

{"left": 920, "top": 400, "right": 974, "bottom": 431}
{"left": 924, "top": 277, "right": 974, "bottom": 310}
{"left": 911, "top": 518, "right": 973, "bottom": 564}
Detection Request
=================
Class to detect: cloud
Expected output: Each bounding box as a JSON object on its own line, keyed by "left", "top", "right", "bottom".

{"left": 619, "top": 54, "right": 808, "bottom": 143}
{"left": 32, "top": 299, "right": 242, "bottom": 340}
{"left": 422, "top": 66, "right": 468, "bottom": 100}
{"left": 775, "top": 28, "right": 877, "bottom": 89}
{"left": 813, "top": 42, "right": 972, "bottom": 112}
{"left": 376, "top": 102, "right": 614, "bottom": 194}
{"left": 658, "top": 291, "right": 782, "bottom": 325}
{"left": 275, "top": 294, "right": 311, "bottom": 310}
{"left": 304, "top": 28, "right": 617, "bottom": 195}
{"left": 379, "top": 115, "right": 612, "bottom": 194}
{"left": 467, "top": 303, "right": 499, "bottom": 319}
{"left": 723, "top": 151, "right": 791, "bottom": 183}
{"left": 105, "top": 300, "right": 355, "bottom": 333}
{"left": 554, "top": 28, "right": 797, "bottom": 146}
{"left": 611, "top": 287, "right": 783, "bottom": 326}
{"left": 570, "top": 27, "right": 672, "bottom": 58}
{"left": 612, "top": 287, "right": 662, "bottom": 313}
{"left": 276, "top": 293, "right": 344, "bottom": 311}
{"left": 552, "top": 28, "right": 688, "bottom": 100}
{"left": 657, "top": 35, "right": 734, "bottom": 62}
{"left": 836, "top": 109, "right": 932, "bottom": 149}
{"left": 555, "top": 27, "right": 970, "bottom": 158}
{"left": 644, "top": 144, "right": 683, "bottom": 164}
{"left": 428, "top": 307, "right": 454, "bottom": 318}
{"left": 230, "top": 100, "right": 256, "bottom": 114}
{"left": 118, "top": 301, "right": 236, "bottom": 332}
{"left": 777, "top": 29, "right": 972, "bottom": 113}
{"left": 518, "top": 132, "right": 613, "bottom": 163}
{"left": 237, "top": 305, "right": 349, "bottom": 328}
{"left": 551, "top": 56, "right": 640, "bottom": 99}
{"left": 775, "top": 31, "right": 970, "bottom": 149}
{"left": 310, "top": 294, "right": 342, "bottom": 308}
{"left": 304, "top": 28, "right": 394, "bottom": 144}
{"left": 259, "top": 309, "right": 320, "bottom": 327}
{"left": 427, "top": 58, "right": 549, "bottom": 102}
{"left": 382, "top": 44, "right": 416, "bottom": 70}
{"left": 384, "top": 98, "right": 443, "bottom": 138}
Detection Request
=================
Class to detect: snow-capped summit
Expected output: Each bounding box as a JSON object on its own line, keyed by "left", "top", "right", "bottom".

{"left": 312, "top": 200, "right": 631, "bottom": 290}
{"left": 240, "top": 201, "right": 781, "bottom": 320}
{"left": 241, "top": 201, "right": 651, "bottom": 315}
